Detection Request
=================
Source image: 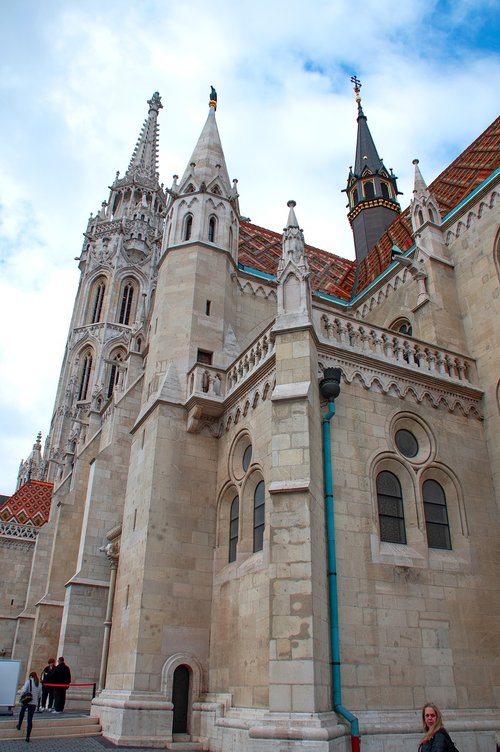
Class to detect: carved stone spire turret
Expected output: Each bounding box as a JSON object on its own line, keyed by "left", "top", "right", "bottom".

{"left": 17, "top": 431, "right": 45, "bottom": 488}
{"left": 125, "top": 91, "right": 163, "bottom": 182}
{"left": 410, "top": 158, "right": 448, "bottom": 262}
{"left": 345, "top": 77, "right": 401, "bottom": 268}
{"left": 275, "top": 201, "right": 312, "bottom": 331}
{"left": 163, "top": 88, "right": 240, "bottom": 260}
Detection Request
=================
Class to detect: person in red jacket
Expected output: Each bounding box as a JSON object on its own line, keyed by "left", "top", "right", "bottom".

{"left": 50, "top": 657, "right": 71, "bottom": 714}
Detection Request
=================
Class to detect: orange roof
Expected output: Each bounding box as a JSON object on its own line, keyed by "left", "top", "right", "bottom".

{"left": 238, "top": 116, "right": 500, "bottom": 301}
{"left": 356, "top": 116, "right": 500, "bottom": 294}
{"left": 0, "top": 480, "right": 53, "bottom": 527}
{"left": 239, "top": 221, "right": 356, "bottom": 300}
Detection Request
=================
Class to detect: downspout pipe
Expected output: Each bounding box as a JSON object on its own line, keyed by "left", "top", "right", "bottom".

{"left": 320, "top": 368, "right": 360, "bottom": 752}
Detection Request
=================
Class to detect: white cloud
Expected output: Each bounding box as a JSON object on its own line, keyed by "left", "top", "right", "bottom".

{"left": 0, "top": 0, "right": 498, "bottom": 492}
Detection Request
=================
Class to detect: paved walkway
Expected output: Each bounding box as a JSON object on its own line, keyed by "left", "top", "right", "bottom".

{"left": 0, "top": 712, "right": 154, "bottom": 751}
{"left": 0, "top": 738, "right": 154, "bottom": 751}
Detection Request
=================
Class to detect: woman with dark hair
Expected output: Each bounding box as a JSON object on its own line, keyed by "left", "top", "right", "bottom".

{"left": 419, "top": 703, "right": 456, "bottom": 752}
{"left": 40, "top": 657, "right": 56, "bottom": 711}
{"left": 16, "top": 671, "right": 42, "bottom": 743}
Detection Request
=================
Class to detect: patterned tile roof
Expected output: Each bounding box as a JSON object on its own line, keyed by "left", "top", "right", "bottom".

{"left": 238, "top": 116, "right": 500, "bottom": 301}
{"left": 0, "top": 480, "right": 53, "bottom": 527}
{"left": 239, "top": 221, "right": 356, "bottom": 300}
{"left": 355, "top": 115, "right": 500, "bottom": 294}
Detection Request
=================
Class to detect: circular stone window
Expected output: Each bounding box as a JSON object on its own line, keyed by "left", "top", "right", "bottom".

{"left": 230, "top": 432, "right": 253, "bottom": 481}
{"left": 390, "top": 413, "right": 435, "bottom": 465}
{"left": 395, "top": 429, "right": 419, "bottom": 458}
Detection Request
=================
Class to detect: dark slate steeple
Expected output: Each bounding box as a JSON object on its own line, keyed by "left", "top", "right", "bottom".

{"left": 345, "top": 77, "right": 401, "bottom": 269}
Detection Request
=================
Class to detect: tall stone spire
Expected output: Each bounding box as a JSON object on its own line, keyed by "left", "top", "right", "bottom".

{"left": 177, "top": 88, "right": 232, "bottom": 196}
{"left": 275, "top": 201, "right": 312, "bottom": 330}
{"left": 345, "top": 77, "right": 401, "bottom": 268}
{"left": 164, "top": 88, "right": 240, "bottom": 260}
{"left": 125, "top": 91, "right": 162, "bottom": 181}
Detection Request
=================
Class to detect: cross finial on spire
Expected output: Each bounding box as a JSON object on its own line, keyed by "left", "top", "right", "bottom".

{"left": 351, "top": 75, "right": 362, "bottom": 107}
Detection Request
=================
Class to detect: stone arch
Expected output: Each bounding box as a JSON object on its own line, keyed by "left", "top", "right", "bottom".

{"left": 161, "top": 652, "right": 203, "bottom": 701}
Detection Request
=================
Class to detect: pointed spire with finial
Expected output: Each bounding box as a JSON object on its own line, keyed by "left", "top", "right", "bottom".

{"left": 410, "top": 158, "right": 442, "bottom": 232}
{"left": 275, "top": 201, "right": 312, "bottom": 328}
{"left": 280, "top": 200, "right": 306, "bottom": 268}
{"left": 345, "top": 76, "right": 401, "bottom": 269}
{"left": 177, "top": 86, "right": 232, "bottom": 196}
{"left": 125, "top": 92, "right": 163, "bottom": 181}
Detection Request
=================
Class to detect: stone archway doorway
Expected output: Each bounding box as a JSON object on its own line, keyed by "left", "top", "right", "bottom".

{"left": 172, "top": 664, "right": 190, "bottom": 735}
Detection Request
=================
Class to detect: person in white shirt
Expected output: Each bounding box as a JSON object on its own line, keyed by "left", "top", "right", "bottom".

{"left": 17, "top": 671, "right": 42, "bottom": 743}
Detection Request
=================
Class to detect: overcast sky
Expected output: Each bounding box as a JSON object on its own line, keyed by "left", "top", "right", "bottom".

{"left": 0, "top": 0, "right": 499, "bottom": 494}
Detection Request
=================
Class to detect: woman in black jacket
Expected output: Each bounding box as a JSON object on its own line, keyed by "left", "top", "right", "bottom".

{"left": 419, "top": 704, "right": 454, "bottom": 752}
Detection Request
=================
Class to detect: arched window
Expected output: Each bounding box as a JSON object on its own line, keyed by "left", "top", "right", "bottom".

{"left": 376, "top": 471, "right": 406, "bottom": 544}
{"left": 119, "top": 282, "right": 134, "bottom": 325}
{"left": 253, "top": 480, "right": 265, "bottom": 552}
{"left": 423, "top": 479, "right": 451, "bottom": 549}
{"left": 229, "top": 496, "right": 239, "bottom": 563}
{"left": 78, "top": 352, "right": 93, "bottom": 401}
{"left": 381, "top": 182, "right": 390, "bottom": 199}
{"left": 184, "top": 214, "right": 193, "bottom": 241}
{"left": 391, "top": 318, "right": 413, "bottom": 337}
{"left": 90, "top": 280, "right": 106, "bottom": 324}
{"left": 364, "top": 181, "right": 375, "bottom": 199}
{"left": 229, "top": 227, "right": 233, "bottom": 251}
{"left": 208, "top": 216, "right": 216, "bottom": 243}
{"left": 418, "top": 209, "right": 424, "bottom": 226}
{"left": 428, "top": 207, "right": 436, "bottom": 223}
{"left": 106, "top": 351, "right": 124, "bottom": 399}
{"left": 352, "top": 188, "right": 359, "bottom": 205}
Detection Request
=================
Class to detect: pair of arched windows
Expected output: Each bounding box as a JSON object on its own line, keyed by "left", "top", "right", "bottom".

{"left": 228, "top": 479, "right": 265, "bottom": 562}
{"left": 376, "top": 471, "right": 451, "bottom": 549}
{"left": 183, "top": 214, "right": 217, "bottom": 242}
{"left": 88, "top": 278, "right": 136, "bottom": 326}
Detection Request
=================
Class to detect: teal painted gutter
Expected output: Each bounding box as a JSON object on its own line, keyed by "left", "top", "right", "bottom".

{"left": 322, "top": 397, "right": 360, "bottom": 751}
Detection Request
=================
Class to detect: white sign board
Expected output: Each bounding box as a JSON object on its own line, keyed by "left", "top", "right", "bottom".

{"left": 0, "top": 660, "right": 21, "bottom": 710}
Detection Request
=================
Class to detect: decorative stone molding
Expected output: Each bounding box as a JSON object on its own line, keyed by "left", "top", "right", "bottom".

{"left": 444, "top": 188, "right": 498, "bottom": 245}
{"left": 319, "top": 355, "right": 483, "bottom": 419}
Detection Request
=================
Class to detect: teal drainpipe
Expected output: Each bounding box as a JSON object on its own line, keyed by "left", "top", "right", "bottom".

{"left": 320, "top": 368, "right": 360, "bottom": 752}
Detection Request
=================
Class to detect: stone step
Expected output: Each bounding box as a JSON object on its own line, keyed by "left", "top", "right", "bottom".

{"left": 0, "top": 715, "right": 101, "bottom": 741}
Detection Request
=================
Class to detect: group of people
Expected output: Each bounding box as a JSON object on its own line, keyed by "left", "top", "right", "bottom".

{"left": 16, "top": 656, "right": 71, "bottom": 743}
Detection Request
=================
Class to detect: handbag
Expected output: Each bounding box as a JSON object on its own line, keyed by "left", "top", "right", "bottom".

{"left": 20, "top": 679, "right": 33, "bottom": 705}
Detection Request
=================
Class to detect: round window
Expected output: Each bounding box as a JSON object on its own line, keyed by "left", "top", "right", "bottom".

{"left": 395, "top": 429, "right": 419, "bottom": 458}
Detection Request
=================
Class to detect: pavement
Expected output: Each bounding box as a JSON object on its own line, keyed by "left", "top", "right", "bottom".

{"left": 0, "top": 712, "right": 155, "bottom": 751}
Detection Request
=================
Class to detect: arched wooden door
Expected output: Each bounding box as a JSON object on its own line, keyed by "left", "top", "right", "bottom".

{"left": 172, "top": 664, "right": 190, "bottom": 734}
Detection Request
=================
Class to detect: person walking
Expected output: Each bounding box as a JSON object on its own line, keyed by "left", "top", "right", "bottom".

{"left": 17, "top": 671, "right": 42, "bottom": 742}
{"left": 50, "top": 656, "right": 71, "bottom": 714}
{"left": 419, "top": 703, "right": 456, "bottom": 752}
{"left": 39, "top": 657, "right": 56, "bottom": 711}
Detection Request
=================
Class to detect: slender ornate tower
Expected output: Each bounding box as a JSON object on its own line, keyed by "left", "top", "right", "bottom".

{"left": 42, "top": 93, "right": 166, "bottom": 482}
{"left": 344, "top": 77, "right": 401, "bottom": 273}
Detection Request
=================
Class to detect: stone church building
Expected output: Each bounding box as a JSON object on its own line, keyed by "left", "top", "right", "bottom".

{"left": 1, "top": 84, "right": 499, "bottom": 751}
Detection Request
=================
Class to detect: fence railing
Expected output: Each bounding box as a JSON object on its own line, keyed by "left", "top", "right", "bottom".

{"left": 316, "top": 311, "right": 477, "bottom": 385}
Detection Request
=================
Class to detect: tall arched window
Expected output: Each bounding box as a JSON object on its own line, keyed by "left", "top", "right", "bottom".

{"left": 90, "top": 280, "right": 106, "bottom": 323}
{"left": 208, "top": 216, "right": 216, "bottom": 243}
{"left": 423, "top": 479, "right": 451, "bottom": 549}
{"left": 106, "top": 351, "right": 124, "bottom": 399}
{"left": 184, "top": 214, "right": 193, "bottom": 241}
{"left": 381, "top": 182, "right": 390, "bottom": 199}
{"left": 119, "top": 282, "right": 134, "bottom": 325}
{"left": 364, "top": 181, "right": 375, "bottom": 199}
{"left": 376, "top": 471, "right": 406, "bottom": 544}
{"left": 229, "top": 496, "right": 239, "bottom": 563}
{"left": 78, "top": 352, "right": 93, "bottom": 401}
{"left": 253, "top": 480, "right": 265, "bottom": 552}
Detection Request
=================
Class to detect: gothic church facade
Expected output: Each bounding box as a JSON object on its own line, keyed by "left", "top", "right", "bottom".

{"left": 1, "top": 86, "right": 499, "bottom": 752}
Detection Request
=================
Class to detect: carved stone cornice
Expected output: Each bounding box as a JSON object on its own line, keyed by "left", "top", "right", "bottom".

{"left": 319, "top": 349, "right": 483, "bottom": 419}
